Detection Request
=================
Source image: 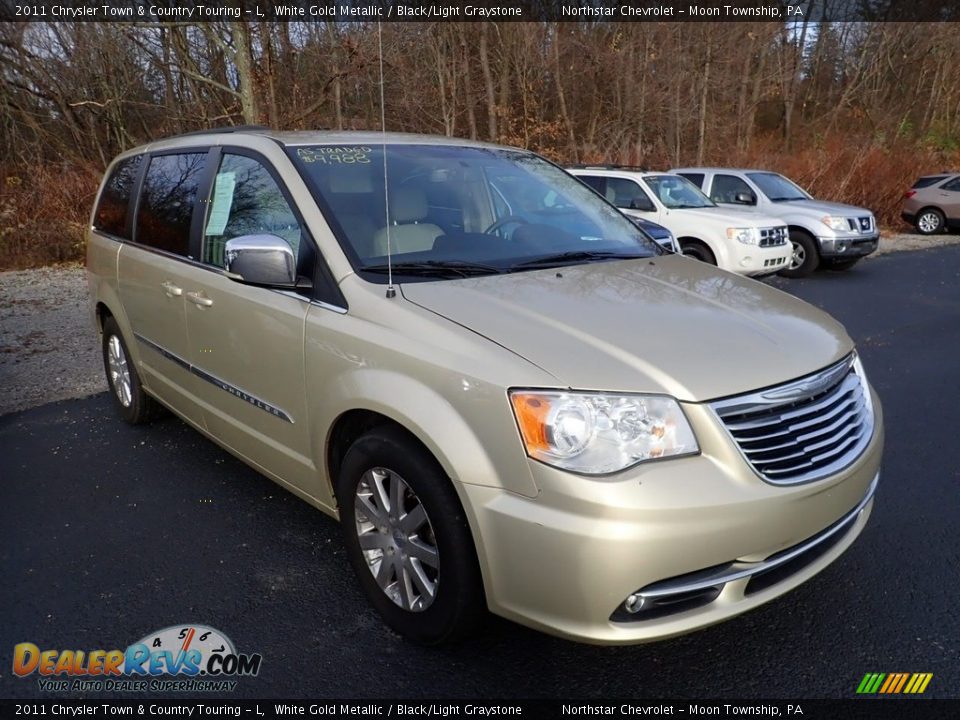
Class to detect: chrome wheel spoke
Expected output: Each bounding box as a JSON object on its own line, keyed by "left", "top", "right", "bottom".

{"left": 375, "top": 553, "right": 394, "bottom": 587}
{"left": 358, "top": 531, "right": 391, "bottom": 551}
{"left": 369, "top": 469, "right": 391, "bottom": 514}
{"left": 406, "top": 537, "right": 439, "bottom": 569}
{"left": 404, "top": 555, "right": 437, "bottom": 603}
{"left": 355, "top": 494, "right": 386, "bottom": 527}
{"left": 388, "top": 473, "right": 402, "bottom": 521}
{"left": 399, "top": 504, "right": 427, "bottom": 534}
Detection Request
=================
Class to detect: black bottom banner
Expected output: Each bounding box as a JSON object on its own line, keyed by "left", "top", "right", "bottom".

{"left": 2, "top": 699, "right": 958, "bottom": 720}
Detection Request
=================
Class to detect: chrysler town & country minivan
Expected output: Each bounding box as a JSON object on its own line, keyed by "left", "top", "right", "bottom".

{"left": 87, "top": 129, "right": 883, "bottom": 645}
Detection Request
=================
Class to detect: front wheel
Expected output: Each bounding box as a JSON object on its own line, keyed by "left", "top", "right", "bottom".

{"left": 779, "top": 231, "right": 819, "bottom": 278}
{"left": 336, "top": 426, "right": 485, "bottom": 645}
{"left": 680, "top": 240, "right": 717, "bottom": 265}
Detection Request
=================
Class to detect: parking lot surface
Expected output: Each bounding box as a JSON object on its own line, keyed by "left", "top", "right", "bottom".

{"left": 2, "top": 245, "right": 959, "bottom": 699}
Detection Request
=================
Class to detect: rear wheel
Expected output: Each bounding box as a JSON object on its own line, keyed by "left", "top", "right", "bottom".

{"left": 101, "top": 317, "right": 164, "bottom": 425}
{"left": 915, "top": 208, "right": 945, "bottom": 235}
{"left": 779, "top": 230, "right": 819, "bottom": 278}
{"left": 680, "top": 240, "right": 716, "bottom": 265}
{"left": 336, "top": 425, "right": 485, "bottom": 645}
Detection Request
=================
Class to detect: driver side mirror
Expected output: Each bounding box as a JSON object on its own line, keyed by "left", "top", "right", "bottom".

{"left": 224, "top": 234, "right": 297, "bottom": 288}
{"left": 734, "top": 191, "right": 756, "bottom": 205}
{"left": 629, "top": 196, "right": 656, "bottom": 212}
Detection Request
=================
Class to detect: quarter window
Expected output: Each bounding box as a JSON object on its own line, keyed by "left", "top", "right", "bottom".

{"left": 202, "top": 154, "right": 302, "bottom": 268}
{"left": 711, "top": 174, "right": 754, "bottom": 204}
{"left": 94, "top": 156, "right": 142, "bottom": 239}
{"left": 135, "top": 153, "right": 207, "bottom": 257}
{"left": 942, "top": 176, "right": 960, "bottom": 192}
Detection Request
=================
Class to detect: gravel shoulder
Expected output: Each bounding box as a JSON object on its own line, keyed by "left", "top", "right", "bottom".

{"left": 1, "top": 231, "right": 958, "bottom": 416}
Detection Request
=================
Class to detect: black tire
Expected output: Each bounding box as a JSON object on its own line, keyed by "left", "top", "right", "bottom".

{"left": 779, "top": 230, "right": 819, "bottom": 278}
{"left": 680, "top": 239, "right": 717, "bottom": 265}
{"left": 101, "top": 317, "right": 164, "bottom": 425}
{"left": 336, "top": 425, "right": 485, "bottom": 645}
{"left": 915, "top": 208, "right": 945, "bottom": 235}
{"left": 826, "top": 258, "right": 861, "bottom": 271}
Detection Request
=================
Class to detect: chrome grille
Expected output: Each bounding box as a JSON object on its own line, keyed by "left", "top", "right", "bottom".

{"left": 711, "top": 355, "right": 874, "bottom": 485}
{"left": 759, "top": 226, "right": 788, "bottom": 247}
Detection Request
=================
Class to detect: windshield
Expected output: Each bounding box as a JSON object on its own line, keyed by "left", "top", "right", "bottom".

{"left": 289, "top": 144, "right": 658, "bottom": 280}
{"left": 746, "top": 172, "right": 811, "bottom": 202}
{"left": 641, "top": 174, "right": 715, "bottom": 209}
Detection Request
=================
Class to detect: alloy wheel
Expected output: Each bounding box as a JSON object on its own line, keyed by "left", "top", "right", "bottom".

{"left": 354, "top": 467, "right": 440, "bottom": 612}
{"left": 789, "top": 241, "right": 806, "bottom": 270}
{"left": 918, "top": 212, "right": 941, "bottom": 234}
{"left": 107, "top": 335, "right": 132, "bottom": 407}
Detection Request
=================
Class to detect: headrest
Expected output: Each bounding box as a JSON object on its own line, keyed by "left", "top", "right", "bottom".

{"left": 388, "top": 187, "right": 428, "bottom": 224}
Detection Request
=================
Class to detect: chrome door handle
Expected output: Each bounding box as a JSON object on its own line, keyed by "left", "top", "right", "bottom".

{"left": 161, "top": 281, "right": 182, "bottom": 297}
{"left": 186, "top": 291, "right": 213, "bottom": 308}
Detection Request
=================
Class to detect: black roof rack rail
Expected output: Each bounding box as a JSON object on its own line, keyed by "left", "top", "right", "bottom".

{"left": 567, "top": 163, "right": 649, "bottom": 171}
{"left": 175, "top": 125, "right": 272, "bottom": 138}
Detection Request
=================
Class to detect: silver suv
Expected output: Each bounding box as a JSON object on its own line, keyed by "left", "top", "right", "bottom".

{"left": 87, "top": 129, "right": 883, "bottom": 645}
{"left": 673, "top": 168, "right": 879, "bottom": 277}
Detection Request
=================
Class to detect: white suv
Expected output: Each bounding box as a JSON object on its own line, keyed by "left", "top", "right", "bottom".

{"left": 568, "top": 167, "right": 790, "bottom": 276}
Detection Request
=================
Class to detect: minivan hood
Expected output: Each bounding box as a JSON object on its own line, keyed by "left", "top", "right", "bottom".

{"left": 401, "top": 256, "right": 852, "bottom": 402}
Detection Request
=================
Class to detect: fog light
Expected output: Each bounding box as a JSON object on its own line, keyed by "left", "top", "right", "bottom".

{"left": 625, "top": 594, "right": 646, "bottom": 613}
{"left": 739, "top": 257, "right": 752, "bottom": 267}
{"left": 836, "top": 242, "right": 847, "bottom": 253}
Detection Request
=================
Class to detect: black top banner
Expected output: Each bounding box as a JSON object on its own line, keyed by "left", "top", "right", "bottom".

{"left": 2, "top": 700, "right": 960, "bottom": 720}
{"left": 2, "top": 0, "right": 959, "bottom": 23}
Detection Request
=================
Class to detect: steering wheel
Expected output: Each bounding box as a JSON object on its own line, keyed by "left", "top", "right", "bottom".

{"left": 484, "top": 215, "right": 529, "bottom": 236}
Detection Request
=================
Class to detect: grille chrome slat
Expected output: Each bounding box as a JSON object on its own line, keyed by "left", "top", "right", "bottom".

{"left": 723, "top": 375, "right": 862, "bottom": 430}
{"left": 711, "top": 355, "right": 875, "bottom": 484}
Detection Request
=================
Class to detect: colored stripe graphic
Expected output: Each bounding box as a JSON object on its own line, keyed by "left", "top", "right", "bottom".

{"left": 857, "top": 672, "right": 932, "bottom": 694}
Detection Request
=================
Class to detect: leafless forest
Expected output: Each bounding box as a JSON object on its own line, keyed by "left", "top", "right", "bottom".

{"left": 1, "top": 20, "right": 959, "bottom": 268}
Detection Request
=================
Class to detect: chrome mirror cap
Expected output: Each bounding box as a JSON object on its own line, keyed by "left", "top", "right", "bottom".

{"left": 224, "top": 234, "right": 296, "bottom": 287}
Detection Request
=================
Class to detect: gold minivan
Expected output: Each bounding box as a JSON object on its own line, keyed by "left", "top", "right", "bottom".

{"left": 87, "top": 129, "right": 883, "bottom": 645}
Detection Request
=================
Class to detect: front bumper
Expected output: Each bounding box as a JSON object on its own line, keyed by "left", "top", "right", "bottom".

{"left": 462, "top": 394, "right": 883, "bottom": 644}
{"left": 732, "top": 244, "right": 791, "bottom": 276}
{"left": 818, "top": 233, "right": 879, "bottom": 259}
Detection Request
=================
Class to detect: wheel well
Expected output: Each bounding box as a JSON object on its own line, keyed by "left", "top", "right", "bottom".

{"left": 916, "top": 206, "right": 944, "bottom": 217}
{"left": 327, "top": 410, "right": 433, "bottom": 498}
{"left": 677, "top": 237, "right": 716, "bottom": 262}
{"left": 95, "top": 302, "right": 113, "bottom": 332}
{"left": 787, "top": 225, "right": 816, "bottom": 240}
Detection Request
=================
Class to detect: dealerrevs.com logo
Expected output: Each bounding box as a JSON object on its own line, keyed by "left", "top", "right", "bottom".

{"left": 13, "top": 624, "right": 262, "bottom": 692}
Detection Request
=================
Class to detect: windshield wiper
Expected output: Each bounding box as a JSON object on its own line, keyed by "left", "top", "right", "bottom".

{"left": 510, "top": 250, "right": 648, "bottom": 269}
{"left": 359, "top": 260, "right": 503, "bottom": 278}
{"left": 770, "top": 197, "right": 805, "bottom": 202}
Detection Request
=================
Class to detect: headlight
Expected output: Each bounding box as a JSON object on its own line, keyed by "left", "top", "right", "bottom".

{"left": 509, "top": 390, "right": 699, "bottom": 474}
{"left": 726, "top": 227, "right": 758, "bottom": 245}
{"left": 822, "top": 216, "right": 850, "bottom": 232}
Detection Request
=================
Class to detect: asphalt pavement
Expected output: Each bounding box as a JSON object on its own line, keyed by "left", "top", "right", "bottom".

{"left": 2, "top": 246, "right": 959, "bottom": 700}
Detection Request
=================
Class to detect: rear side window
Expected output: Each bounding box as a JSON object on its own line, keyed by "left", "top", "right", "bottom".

{"left": 678, "top": 173, "right": 705, "bottom": 189}
{"left": 93, "top": 156, "right": 142, "bottom": 238}
{"left": 912, "top": 176, "right": 947, "bottom": 189}
{"left": 942, "top": 176, "right": 960, "bottom": 192}
{"left": 135, "top": 153, "right": 207, "bottom": 257}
